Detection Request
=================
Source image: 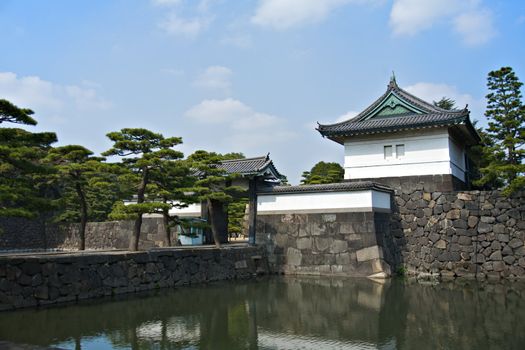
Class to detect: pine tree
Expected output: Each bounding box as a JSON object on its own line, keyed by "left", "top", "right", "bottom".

{"left": 188, "top": 150, "right": 245, "bottom": 248}
{"left": 148, "top": 159, "right": 195, "bottom": 246}
{"left": 45, "top": 145, "right": 116, "bottom": 250}
{"left": 0, "top": 99, "right": 57, "bottom": 218}
{"left": 477, "top": 67, "right": 525, "bottom": 193}
{"left": 301, "top": 161, "right": 344, "bottom": 185}
{"left": 433, "top": 97, "right": 456, "bottom": 110}
{"left": 103, "top": 128, "right": 184, "bottom": 251}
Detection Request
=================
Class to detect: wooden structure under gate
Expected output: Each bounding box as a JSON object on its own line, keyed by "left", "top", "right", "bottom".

{"left": 200, "top": 154, "right": 283, "bottom": 245}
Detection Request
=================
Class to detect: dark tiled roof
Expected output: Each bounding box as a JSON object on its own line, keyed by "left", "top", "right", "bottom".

{"left": 317, "top": 78, "right": 480, "bottom": 144}
{"left": 317, "top": 110, "right": 470, "bottom": 136}
{"left": 258, "top": 181, "right": 392, "bottom": 195}
{"left": 219, "top": 155, "right": 283, "bottom": 179}
{"left": 349, "top": 79, "right": 449, "bottom": 123}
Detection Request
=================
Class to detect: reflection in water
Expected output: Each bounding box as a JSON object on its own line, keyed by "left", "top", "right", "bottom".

{"left": 0, "top": 277, "right": 524, "bottom": 349}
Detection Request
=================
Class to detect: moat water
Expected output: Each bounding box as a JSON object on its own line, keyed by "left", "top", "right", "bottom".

{"left": 0, "top": 276, "right": 524, "bottom": 350}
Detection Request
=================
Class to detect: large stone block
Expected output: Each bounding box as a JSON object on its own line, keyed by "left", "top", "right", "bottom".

{"left": 286, "top": 247, "right": 302, "bottom": 266}
{"left": 313, "top": 237, "right": 332, "bottom": 252}
{"left": 356, "top": 245, "right": 382, "bottom": 262}
{"left": 330, "top": 240, "right": 348, "bottom": 254}
{"left": 296, "top": 237, "right": 312, "bottom": 250}
{"left": 489, "top": 250, "right": 502, "bottom": 261}
{"left": 457, "top": 193, "right": 472, "bottom": 201}
{"left": 509, "top": 238, "right": 524, "bottom": 249}
{"left": 478, "top": 223, "right": 493, "bottom": 234}
{"left": 435, "top": 240, "right": 447, "bottom": 249}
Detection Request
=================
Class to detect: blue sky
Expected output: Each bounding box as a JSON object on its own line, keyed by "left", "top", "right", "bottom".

{"left": 1, "top": 0, "right": 524, "bottom": 183}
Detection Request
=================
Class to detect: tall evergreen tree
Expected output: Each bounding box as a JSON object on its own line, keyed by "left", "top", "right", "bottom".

{"left": 45, "top": 145, "right": 117, "bottom": 250}
{"left": 0, "top": 99, "right": 38, "bottom": 125}
{"left": 301, "top": 161, "right": 344, "bottom": 185}
{"left": 148, "top": 159, "right": 195, "bottom": 246}
{"left": 103, "top": 128, "right": 184, "bottom": 251}
{"left": 433, "top": 97, "right": 456, "bottom": 110}
{"left": 0, "top": 99, "right": 57, "bottom": 218}
{"left": 468, "top": 121, "right": 504, "bottom": 189}
{"left": 188, "top": 150, "right": 245, "bottom": 248}
{"left": 477, "top": 67, "right": 525, "bottom": 193}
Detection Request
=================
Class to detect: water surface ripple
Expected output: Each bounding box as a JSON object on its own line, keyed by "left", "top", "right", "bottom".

{"left": 0, "top": 277, "right": 524, "bottom": 349}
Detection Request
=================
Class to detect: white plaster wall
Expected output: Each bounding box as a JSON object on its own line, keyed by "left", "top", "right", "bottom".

{"left": 257, "top": 190, "right": 390, "bottom": 213}
{"left": 343, "top": 128, "right": 457, "bottom": 179}
{"left": 372, "top": 190, "right": 391, "bottom": 209}
{"left": 448, "top": 137, "right": 466, "bottom": 181}
{"left": 169, "top": 203, "right": 201, "bottom": 217}
{"left": 143, "top": 202, "right": 201, "bottom": 218}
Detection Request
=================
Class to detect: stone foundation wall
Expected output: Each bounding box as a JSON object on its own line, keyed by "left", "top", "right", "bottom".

{"left": 0, "top": 217, "right": 48, "bottom": 250}
{"left": 0, "top": 217, "right": 172, "bottom": 252}
{"left": 0, "top": 246, "right": 266, "bottom": 311}
{"left": 347, "top": 174, "right": 467, "bottom": 192}
{"left": 47, "top": 218, "right": 174, "bottom": 250}
{"left": 256, "top": 211, "right": 393, "bottom": 278}
{"left": 391, "top": 189, "right": 525, "bottom": 279}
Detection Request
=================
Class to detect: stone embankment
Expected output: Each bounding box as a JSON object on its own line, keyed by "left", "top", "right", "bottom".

{"left": 0, "top": 245, "right": 266, "bottom": 311}
{"left": 257, "top": 212, "right": 392, "bottom": 278}
{"left": 0, "top": 217, "right": 173, "bottom": 252}
{"left": 392, "top": 190, "right": 525, "bottom": 279}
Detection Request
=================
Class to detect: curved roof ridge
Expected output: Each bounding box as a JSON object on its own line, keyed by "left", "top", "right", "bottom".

{"left": 258, "top": 181, "right": 393, "bottom": 194}
{"left": 220, "top": 154, "right": 268, "bottom": 163}
{"left": 393, "top": 85, "right": 461, "bottom": 114}
{"left": 317, "top": 78, "right": 466, "bottom": 128}
{"left": 318, "top": 88, "right": 391, "bottom": 128}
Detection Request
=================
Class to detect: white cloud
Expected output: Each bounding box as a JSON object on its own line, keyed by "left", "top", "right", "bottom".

{"left": 185, "top": 98, "right": 279, "bottom": 128}
{"left": 0, "top": 72, "right": 110, "bottom": 124}
{"left": 151, "top": 0, "right": 181, "bottom": 6}
{"left": 184, "top": 98, "right": 295, "bottom": 150}
{"left": 404, "top": 82, "right": 484, "bottom": 122}
{"left": 252, "top": 0, "right": 362, "bottom": 30}
{"left": 404, "top": 82, "right": 473, "bottom": 108}
{"left": 389, "top": 0, "right": 460, "bottom": 36}
{"left": 65, "top": 85, "right": 110, "bottom": 110}
{"left": 389, "top": 0, "right": 496, "bottom": 46}
{"left": 161, "top": 68, "right": 185, "bottom": 76}
{"left": 0, "top": 72, "right": 62, "bottom": 110}
{"left": 335, "top": 110, "right": 358, "bottom": 122}
{"left": 154, "top": 0, "right": 214, "bottom": 37}
{"left": 185, "top": 98, "right": 244, "bottom": 123}
{"left": 453, "top": 9, "right": 495, "bottom": 46}
{"left": 193, "top": 66, "right": 232, "bottom": 92}
{"left": 159, "top": 13, "right": 211, "bottom": 37}
{"left": 221, "top": 34, "right": 253, "bottom": 48}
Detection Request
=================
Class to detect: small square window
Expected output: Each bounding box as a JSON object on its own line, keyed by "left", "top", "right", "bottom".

{"left": 384, "top": 145, "right": 393, "bottom": 159}
{"left": 396, "top": 144, "right": 405, "bottom": 158}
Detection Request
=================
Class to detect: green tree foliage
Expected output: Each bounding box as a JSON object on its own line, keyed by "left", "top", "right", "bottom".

{"left": 475, "top": 67, "right": 525, "bottom": 194}
{"left": 148, "top": 159, "right": 195, "bottom": 246}
{"left": 301, "top": 161, "right": 344, "bottom": 185}
{"left": 228, "top": 198, "right": 248, "bottom": 238}
{"left": 279, "top": 176, "right": 290, "bottom": 186}
{"left": 103, "top": 128, "right": 184, "bottom": 251}
{"left": 467, "top": 121, "right": 504, "bottom": 189}
{"left": 188, "top": 150, "right": 245, "bottom": 247}
{"left": 0, "top": 99, "right": 37, "bottom": 125}
{"left": 433, "top": 97, "right": 456, "bottom": 110}
{"left": 45, "top": 145, "right": 116, "bottom": 250}
{"left": 0, "top": 99, "right": 57, "bottom": 218}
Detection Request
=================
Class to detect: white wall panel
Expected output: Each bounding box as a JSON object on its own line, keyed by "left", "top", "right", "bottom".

{"left": 257, "top": 190, "right": 390, "bottom": 214}
{"left": 342, "top": 128, "right": 465, "bottom": 180}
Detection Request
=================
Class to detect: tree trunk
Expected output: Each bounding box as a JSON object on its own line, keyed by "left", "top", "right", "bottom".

{"left": 75, "top": 182, "right": 88, "bottom": 251}
{"left": 207, "top": 198, "right": 222, "bottom": 248}
{"left": 248, "top": 179, "right": 257, "bottom": 245}
{"left": 130, "top": 168, "right": 148, "bottom": 251}
{"left": 162, "top": 207, "right": 171, "bottom": 247}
